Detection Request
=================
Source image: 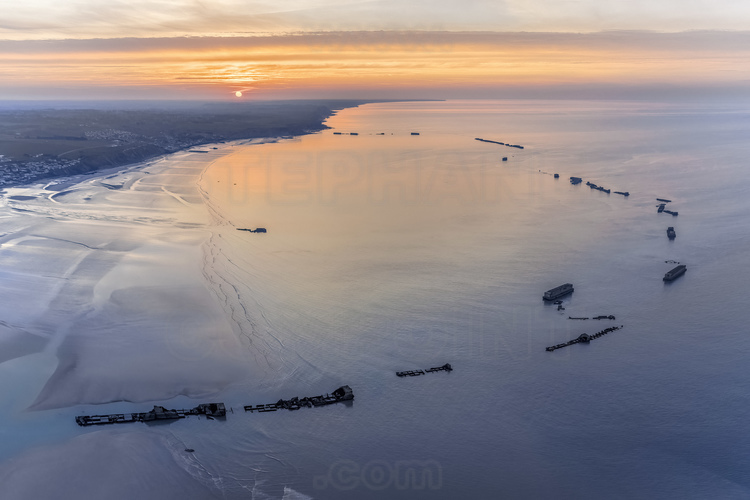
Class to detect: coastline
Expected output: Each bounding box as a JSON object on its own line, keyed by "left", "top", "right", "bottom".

{"left": 1, "top": 98, "right": 750, "bottom": 499}
{"left": 0, "top": 136, "right": 284, "bottom": 411}
{"left": 0, "top": 119, "right": 342, "bottom": 492}
{"left": 0, "top": 94, "right": 382, "bottom": 412}
{"left": 0, "top": 99, "right": 378, "bottom": 190}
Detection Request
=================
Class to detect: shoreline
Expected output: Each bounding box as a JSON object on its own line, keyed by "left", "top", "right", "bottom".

{"left": 1, "top": 98, "right": 749, "bottom": 499}
{"left": 0, "top": 95, "right": 370, "bottom": 412}
{"left": 0, "top": 99, "right": 393, "bottom": 190}
{"left": 0, "top": 138, "right": 268, "bottom": 411}
{"left": 0, "top": 131, "right": 315, "bottom": 463}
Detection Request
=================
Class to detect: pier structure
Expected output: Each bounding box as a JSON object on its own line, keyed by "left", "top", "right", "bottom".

{"left": 244, "top": 386, "right": 354, "bottom": 413}
{"left": 475, "top": 138, "right": 524, "bottom": 149}
{"left": 586, "top": 181, "right": 610, "bottom": 194}
{"left": 545, "top": 326, "right": 622, "bottom": 352}
{"left": 396, "top": 363, "right": 453, "bottom": 377}
{"left": 75, "top": 403, "right": 226, "bottom": 427}
{"left": 663, "top": 265, "right": 687, "bottom": 281}
{"left": 543, "top": 283, "right": 574, "bottom": 301}
{"left": 568, "top": 315, "right": 616, "bottom": 321}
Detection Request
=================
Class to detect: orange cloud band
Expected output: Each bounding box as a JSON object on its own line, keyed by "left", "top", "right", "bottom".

{"left": 1, "top": 32, "right": 748, "bottom": 98}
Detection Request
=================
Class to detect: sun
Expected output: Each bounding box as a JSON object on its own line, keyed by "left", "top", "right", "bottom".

{"left": 235, "top": 91, "right": 243, "bottom": 98}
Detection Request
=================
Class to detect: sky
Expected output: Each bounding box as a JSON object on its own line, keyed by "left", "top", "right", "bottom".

{"left": 1, "top": 0, "right": 749, "bottom": 100}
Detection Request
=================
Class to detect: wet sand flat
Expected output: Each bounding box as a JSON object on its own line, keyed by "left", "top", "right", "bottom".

{"left": 0, "top": 146, "right": 251, "bottom": 410}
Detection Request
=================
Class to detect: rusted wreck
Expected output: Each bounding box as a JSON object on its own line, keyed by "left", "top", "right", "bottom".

{"left": 396, "top": 363, "right": 453, "bottom": 377}
{"left": 244, "top": 386, "right": 354, "bottom": 413}
{"left": 75, "top": 403, "right": 226, "bottom": 427}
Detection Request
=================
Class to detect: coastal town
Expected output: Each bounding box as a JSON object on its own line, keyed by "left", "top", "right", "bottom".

{"left": 0, "top": 101, "right": 367, "bottom": 188}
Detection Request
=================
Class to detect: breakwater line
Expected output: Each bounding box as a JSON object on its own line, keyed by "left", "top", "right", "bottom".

{"left": 545, "top": 326, "right": 623, "bottom": 352}
{"left": 75, "top": 403, "right": 227, "bottom": 426}
{"left": 396, "top": 363, "right": 453, "bottom": 377}
{"left": 74, "top": 386, "right": 355, "bottom": 425}
{"left": 474, "top": 138, "right": 524, "bottom": 149}
{"left": 244, "top": 386, "right": 354, "bottom": 413}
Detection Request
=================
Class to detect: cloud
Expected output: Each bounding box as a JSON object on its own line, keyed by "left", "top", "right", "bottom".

{"left": 2, "top": 0, "right": 749, "bottom": 40}
{"left": 1, "top": 31, "right": 749, "bottom": 100}
{"left": 505, "top": 0, "right": 750, "bottom": 31}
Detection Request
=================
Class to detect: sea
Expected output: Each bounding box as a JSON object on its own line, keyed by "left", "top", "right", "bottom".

{"left": 2, "top": 99, "right": 750, "bottom": 499}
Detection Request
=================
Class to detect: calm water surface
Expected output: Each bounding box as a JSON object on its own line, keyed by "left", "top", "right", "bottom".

{"left": 189, "top": 100, "right": 750, "bottom": 498}
{"left": 6, "top": 99, "right": 750, "bottom": 499}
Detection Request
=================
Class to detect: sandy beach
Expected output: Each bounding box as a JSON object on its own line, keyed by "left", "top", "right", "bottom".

{"left": 0, "top": 137, "right": 318, "bottom": 499}
{"left": 0, "top": 143, "right": 255, "bottom": 410}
